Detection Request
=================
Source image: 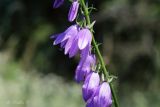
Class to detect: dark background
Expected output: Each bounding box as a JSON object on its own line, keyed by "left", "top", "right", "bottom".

{"left": 0, "top": 0, "right": 160, "bottom": 107}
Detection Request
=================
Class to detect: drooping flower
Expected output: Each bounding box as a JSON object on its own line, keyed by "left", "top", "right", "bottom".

{"left": 75, "top": 46, "right": 96, "bottom": 83}
{"left": 65, "top": 28, "right": 92, "bottom": 57}
{"left": 86, "top": 82, "right": 112, "bottom": 107}
{"left": 51, "top": 25, "right": 78, "bottom": 45}
{"left": 53, "top": 0, "right": 64, "bottom": 8}
{"left": 68, "top": 0, "right": 79, "bottom": 22}
{"left": 51, "top": 26, "right": 93, "bottom": 58}
{"left": 82, "top": 72, "right": 100, "bottom": 102}
{"left": 77, "top": 28, "right": 92, "bottom": 50}
{"left": 51, "top": 24, "right": 80, "bottom": 57}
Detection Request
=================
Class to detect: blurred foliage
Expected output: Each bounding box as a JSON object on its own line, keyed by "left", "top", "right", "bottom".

{"left": 0, "top": 0, "right": 160, "bottom": 107}
{"left": 0, "top": 53, "right": 84, "bottom": 107}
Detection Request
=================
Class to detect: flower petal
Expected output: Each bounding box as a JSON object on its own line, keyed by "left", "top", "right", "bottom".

{"left": 69, "top": 39, "right": 79, "bottom": 57}
{"left": 81, "top": 44, "right": 91, "bottom": 62}
{"left": 53, "top": 33, "right": 65, "bottom": 45}
{"left": 75, "top": 66, "right": 84, "bottom": 83}
{"left": 64, "top": 34, "right": 76, "bottom": 54}
{"left": 60, "top": 40, "right": 67, "bottom": 48}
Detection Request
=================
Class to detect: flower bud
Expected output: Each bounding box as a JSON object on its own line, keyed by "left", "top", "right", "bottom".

{"left": 53, "top": 0, "right": 64, "bottom": 8}
{"left": 68, "top": 1, "right": 79, "bottom": 22}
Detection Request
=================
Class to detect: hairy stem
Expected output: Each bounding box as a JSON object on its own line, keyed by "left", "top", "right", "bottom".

{"left": 80, "top": 0, "right": 119, "bottom": 107}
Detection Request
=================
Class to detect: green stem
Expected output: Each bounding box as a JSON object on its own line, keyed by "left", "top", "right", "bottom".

{"left": 80, "top": 0, "right": 119, "bottom": 107}
{"left": 110, "top": 83, "right": 119, "bottom": 107}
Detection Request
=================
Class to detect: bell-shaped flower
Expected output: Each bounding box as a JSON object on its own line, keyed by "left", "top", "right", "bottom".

{"left": 86, "top": 82, "right": 112, "bottom": 107}
{"left": 82, "top": 72, "right": 100, "bottom": 102}
{"left": 63, "top": 27, "right": 92, "bottom": 57}
{"left": 68, "top": 0, "right": 79, "bottom": 22}
{"left": 51, "top": 26, "right": 92, "bottom": 58}
{"left": 53, "top": 0, "right": 64, "bottom": 8}
{"left": 75, "top": 46, "right": 96, "bottom": 83}
{"left": 52, "top": 25, "right": 78, "bottom": 45}
{"left": 77, "top": 28, "right": 92, "bottom": 50}
{"left": 51, "top": 25, "right": 79, "bottom": 57}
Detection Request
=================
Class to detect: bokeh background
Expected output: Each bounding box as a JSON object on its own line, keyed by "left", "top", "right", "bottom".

{"left": 0, "top": 0, "right": 160, "bottom": 107}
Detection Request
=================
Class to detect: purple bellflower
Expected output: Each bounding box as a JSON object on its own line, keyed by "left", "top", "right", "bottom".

{"left": 75, "top": 47, "right": 96, "bottom": 83}
{"left": 51, "top": 25, "right": 79, "bottom": 57}
{"left": 65, "top": 28, "right": 92, "bottom": 57}
{"left": 51, "top": 26, "right": 92, "bottom": 58}
{"left": 53, "top": 0, "right": 64, "bottom": 8}
{"left": 82, "top": 72, "right": 100, "bottom": 102}
{"left": 86, "top": 82, "right": 112, "bottom": 107}
{"left": 77, "top": 28, "right": 92, "bottom": 50}
{"left": 64, "top": 28, "right": 92, "bottom": 57}
{"left": 68, "top": 0, "right": 79, "bottom": 22}
{"left": 51, "top": 25, "right": 78, "bottom": 45}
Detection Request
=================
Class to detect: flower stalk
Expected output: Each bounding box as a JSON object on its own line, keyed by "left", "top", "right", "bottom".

{"left": 51, "top": 0, "right": 119, "bottom": 106}
{"left": 80, "top": 0, "right": 119, "bottom": 107}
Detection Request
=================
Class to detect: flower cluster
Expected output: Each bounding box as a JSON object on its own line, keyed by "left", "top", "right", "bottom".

{"left": 51, "top": 0, "right": 112, "bottom": 107}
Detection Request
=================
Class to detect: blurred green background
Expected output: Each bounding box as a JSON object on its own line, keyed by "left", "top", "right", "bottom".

{"left": 0, "top": 0, "right": 160, "bottom": 107}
